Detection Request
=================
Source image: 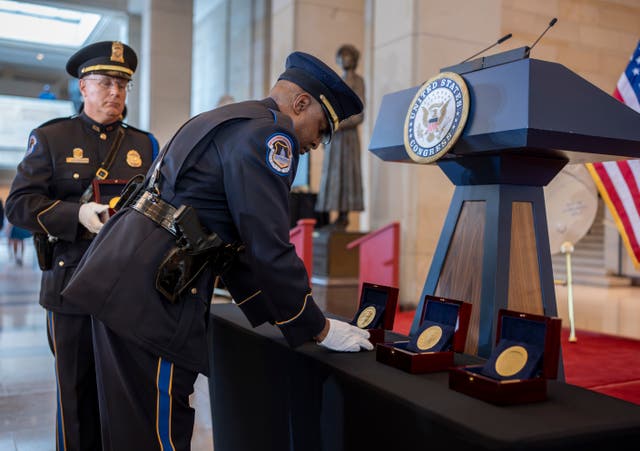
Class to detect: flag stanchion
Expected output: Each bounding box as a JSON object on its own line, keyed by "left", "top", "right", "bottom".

{"left": 561, "top": 241, "right": 577, "bottom": 343}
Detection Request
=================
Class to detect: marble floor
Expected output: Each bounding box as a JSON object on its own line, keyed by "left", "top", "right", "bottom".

{"left": 1, "top": 238, "right": 639, "bottom": 450}
{"left": 0, "top": 239, "right": 214, "bottom": 451}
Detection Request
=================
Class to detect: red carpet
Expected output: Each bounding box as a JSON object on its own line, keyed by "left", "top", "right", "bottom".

{"left": 393, "top": 311, "right": 640, "bottom": 405}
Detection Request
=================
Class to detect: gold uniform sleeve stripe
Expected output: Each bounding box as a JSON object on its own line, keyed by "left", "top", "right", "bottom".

{"left": 36, "top": 200, "right": 61, "bottom": 235}
{"left": 275, "top": 293, "right": 312, "bottom": 326}
{"left": 236, "top": 290, "right": 262, "bottom": 306}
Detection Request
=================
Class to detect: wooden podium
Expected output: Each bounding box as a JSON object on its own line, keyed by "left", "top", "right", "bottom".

{"left": 370, "top": 49, "right": 640, "bottom": 358}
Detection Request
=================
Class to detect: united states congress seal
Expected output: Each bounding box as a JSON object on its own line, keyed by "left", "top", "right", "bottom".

{"left": 403, "top": 72, "right": 469, "bottom": 164}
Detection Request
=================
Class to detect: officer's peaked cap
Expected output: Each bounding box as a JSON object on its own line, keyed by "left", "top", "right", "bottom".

{"left": 66, "top": 41, "right": 137, "bottom": 80}
{"left": 278, "top": 51, "right": 363, "bottom": 136}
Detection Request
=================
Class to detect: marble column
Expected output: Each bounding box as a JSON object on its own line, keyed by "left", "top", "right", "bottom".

{"left": 126, "top": 13, "right": 141, "bottom": 126}
{"left": 139, "top": 0, "right": 193, "bottom": 146}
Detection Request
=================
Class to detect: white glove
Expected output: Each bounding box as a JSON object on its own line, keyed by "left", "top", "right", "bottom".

{"left": 318, "top": 319, "right": 374, "bottom": 352}
{"left": 78, "top": 202, "right": 109, "bottom": 234}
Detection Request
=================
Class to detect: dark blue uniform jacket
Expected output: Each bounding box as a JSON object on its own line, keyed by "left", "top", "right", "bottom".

{"left": 62, "top": 99, "right": 327, "bottom": 374}
{"left": 6, "top": 113, "right": 158, "bottom": 314}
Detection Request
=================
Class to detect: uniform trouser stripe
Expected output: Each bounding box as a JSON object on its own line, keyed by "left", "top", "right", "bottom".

{"left": 48, "top": 311, "right": 67, "bottom": 451}
{"left": 156, "top": 358, "right": 175, "bottom": 451}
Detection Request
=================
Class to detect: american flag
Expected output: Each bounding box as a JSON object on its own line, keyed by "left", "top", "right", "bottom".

{"left": 586, "top": 40, "right": 640, "bottom": 268}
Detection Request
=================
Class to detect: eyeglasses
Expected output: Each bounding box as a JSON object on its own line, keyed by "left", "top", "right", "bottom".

{"left": 320, "top": 127, "right": 332, "bottom": 145}
{"left": 83, "top": 76, "right": 132, "bottom": 92}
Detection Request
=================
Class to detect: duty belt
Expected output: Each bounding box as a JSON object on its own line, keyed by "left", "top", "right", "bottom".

{"left": 131, "top": 191, "right": 178, "bottom": 236}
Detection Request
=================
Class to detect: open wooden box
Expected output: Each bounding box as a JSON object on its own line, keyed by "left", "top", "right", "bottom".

{"left": 350, "top": 282, "right": 398, "bottom": 345}
{"left": 449, "top": 309, "right": 561, "bottom": 405}
{"left": 376, "top": 295, "right": 471, "bottom": 373}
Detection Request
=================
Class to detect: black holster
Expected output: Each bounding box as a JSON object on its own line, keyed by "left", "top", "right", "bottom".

{"left": 155, "top": 205, "right": 240, "bottom": 303}
{"left": 113, "top": 174, "right": 146, "bottom": 212}
{"left": 33, "top": 233, "right": 55, "bottom": 271}
{"left": 155, "top": 241, "right": 240, "bottom": 303}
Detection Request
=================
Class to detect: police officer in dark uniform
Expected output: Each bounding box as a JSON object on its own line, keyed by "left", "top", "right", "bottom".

{"left": 61, "top": 51, "right": 371, "bottom": 450}
{"left": 6, "top": 41, "right": 158, "bottom": 451}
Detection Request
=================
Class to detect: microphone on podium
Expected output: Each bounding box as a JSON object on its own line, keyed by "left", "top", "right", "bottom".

{"left": 441, "top": 20, "right": 556, "bottom": 74}
{"left": 527, "top": 17, "right": 558, "bottom": 55}
{"left": 460, "top": 33, "right": 513, "bottom": 63}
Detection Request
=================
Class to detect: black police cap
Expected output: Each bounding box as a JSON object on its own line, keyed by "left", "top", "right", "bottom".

{"left": 278, "top": 51, "right": 363, "bottom": 137}
{"left": 66, "top": 41, "right": 137, "bottom": 80}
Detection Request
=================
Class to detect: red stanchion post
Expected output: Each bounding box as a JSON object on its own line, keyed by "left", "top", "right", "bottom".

{"left": 347, "top": 222, "right": 401, "bottom": 316}
{"left": 289, "top": 218, "right": 316, "bottom": 285}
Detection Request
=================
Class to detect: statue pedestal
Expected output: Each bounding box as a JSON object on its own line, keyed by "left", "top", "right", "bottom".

{"left": 311, "top": 228, "right": 365, "bottom": 318}
{"left": 311, "top": 282, "right": 359, "bottom": 319}
{"left": 312, "top": 229, "right": 364, "bottom": 278}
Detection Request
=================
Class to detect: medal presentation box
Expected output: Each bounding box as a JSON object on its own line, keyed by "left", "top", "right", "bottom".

{"left": 376, "top": 296, "right": 471, "bottom": 374}
{"left": 92, "top": 179, "right": 129, "bottom": 215}
{"left": 449, "top": 309, "right": 561, "bottom": 405}
{"left": 350, "top": 282, "right": 398, "bottom": 345}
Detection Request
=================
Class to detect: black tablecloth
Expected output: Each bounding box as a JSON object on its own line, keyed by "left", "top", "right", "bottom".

{"left": 209, "top": 304, "right": 640, "bottom": 451}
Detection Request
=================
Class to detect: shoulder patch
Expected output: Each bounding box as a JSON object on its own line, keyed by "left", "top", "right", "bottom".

{"left": 26, "top": 133, "right": 38, "bottom": 155}
{"left": 266, "top": 133, "right": 294, "bottom": 176}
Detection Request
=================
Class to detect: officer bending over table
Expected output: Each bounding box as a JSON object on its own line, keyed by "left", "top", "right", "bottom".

{"left": 62, "top": 51, "right": 372, "bottom": 450}
{"left": 5, "top": 41, "right": 158, "bottom": 450}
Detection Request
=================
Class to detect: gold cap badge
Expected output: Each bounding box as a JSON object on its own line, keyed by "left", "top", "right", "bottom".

{"left": 111, "top": 42, "right": 125, "bottom": 63}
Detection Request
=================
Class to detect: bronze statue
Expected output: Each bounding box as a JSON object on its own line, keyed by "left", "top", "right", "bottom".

{"left": 315, "top": 44, "right": 365, "bottom": 228}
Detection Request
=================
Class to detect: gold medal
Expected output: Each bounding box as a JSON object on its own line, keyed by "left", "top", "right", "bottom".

{"left": 416, "top": 325, "right": 443, "bottom": 351}
{"left": 356, "top": 306, "right": 377, "bottom": 329}
{"left": 495, "top": 345, "right": 528, "bottom": 377}
{"left": 126, "top": 149, "right": 142, "bottom": 167}
{"left": 109, "top": 197, "right": 121, "bottom": 209}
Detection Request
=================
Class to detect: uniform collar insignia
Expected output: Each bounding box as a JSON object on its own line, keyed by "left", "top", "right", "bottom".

{"left": 80, "top": 112, "right": 121, "bottom": 134}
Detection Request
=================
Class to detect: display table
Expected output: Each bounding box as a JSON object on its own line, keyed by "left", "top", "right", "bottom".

{"left": 209, "top": 304, "right": 640, "bottom": 451}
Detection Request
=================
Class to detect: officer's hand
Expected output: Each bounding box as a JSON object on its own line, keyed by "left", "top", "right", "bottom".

{"left": 318, "top": 319, "right": 374, "bottom": 352}
{"left": 78, "top": 202, "right": 109, "bottom": 234}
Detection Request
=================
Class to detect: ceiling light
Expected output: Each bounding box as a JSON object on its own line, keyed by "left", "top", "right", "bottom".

{"left": 0, "top": 0, "right": 101, "bottom": 47}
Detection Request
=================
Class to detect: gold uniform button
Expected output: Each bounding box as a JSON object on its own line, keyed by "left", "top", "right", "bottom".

{"left": 58, "top": 260, "right": 65, "bottom": 267}
{"left": 191, "top": 288, "right": 198, "bottom": 295}
{"left": 73, "top": 173, "right": 79, "bottom": 179}
{"left": 100, "top": 133, "right": 107, "bottom": 140}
